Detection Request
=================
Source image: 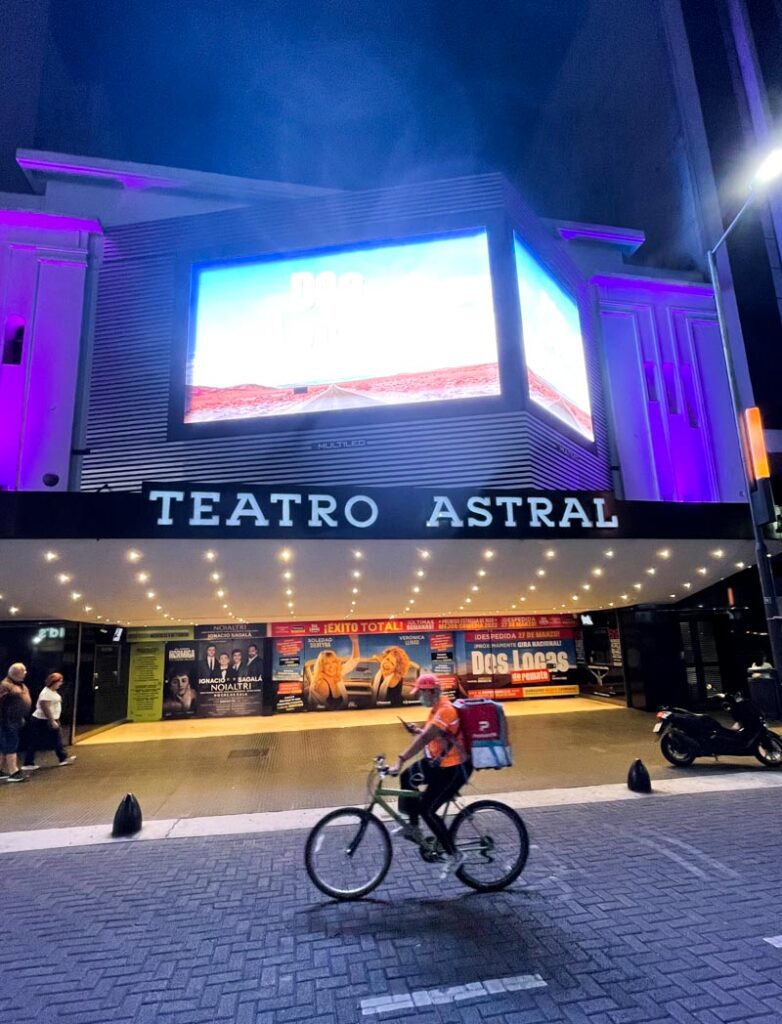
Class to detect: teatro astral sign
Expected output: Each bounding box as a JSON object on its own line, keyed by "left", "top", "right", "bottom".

{"left": 0, "top": 483, "right": 753, "bottom": 540}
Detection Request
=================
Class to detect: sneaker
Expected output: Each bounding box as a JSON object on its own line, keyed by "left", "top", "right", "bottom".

{"left": 57, "top": 756, "right": 76, "bottom": 766}
{"left": 5, "top": 771, "right": 29, "bottom": 783}
{"left": 439, "top": 851, "right": 466, "bottom": 880}
{"left": 21, "top": 764, "right": 40, "bottom": 771}
{"left": 392, "top": 822, "right": 424, "bottom": 844}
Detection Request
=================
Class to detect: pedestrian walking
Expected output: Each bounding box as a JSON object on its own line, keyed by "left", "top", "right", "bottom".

{"left": 0, "top": 662, "right": 33, "bottom": 782}
{"left": 22, "top": 672, "right": 76, "bottom": 771}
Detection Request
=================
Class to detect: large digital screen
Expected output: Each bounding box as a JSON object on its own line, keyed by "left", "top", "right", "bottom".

{"left": 185, "top": 230, "right": 500, "bottom": 423}
{"left": 514, "top": 236, "right": 593, "bottom": 441}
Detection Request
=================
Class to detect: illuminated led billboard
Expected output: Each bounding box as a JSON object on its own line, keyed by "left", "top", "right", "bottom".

{"left": 514, "top": 236, "right": 593, "bottom": 441}
{"left": 185, "top": 231, "right": 500, "bottom": 423}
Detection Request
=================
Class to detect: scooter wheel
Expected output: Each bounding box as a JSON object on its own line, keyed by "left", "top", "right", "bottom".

{"left": 661, "top": 731, "right": 696, "bottom": 767}
{"left": 755, "top": 732, "right": 782, "bottom": 768}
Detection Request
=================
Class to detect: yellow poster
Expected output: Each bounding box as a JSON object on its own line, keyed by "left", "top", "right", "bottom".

{"left": 128, "top": 643, "right": 165, "bottom": 721}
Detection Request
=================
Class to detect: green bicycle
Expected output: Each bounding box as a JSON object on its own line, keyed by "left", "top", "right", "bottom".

{"left": 304, "top": 754, "right": 530, "bottom": 900}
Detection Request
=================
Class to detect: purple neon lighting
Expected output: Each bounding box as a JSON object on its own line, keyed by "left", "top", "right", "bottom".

{"left": 558, "top": 225, "right": 645, "bottom": 248}
{"left": 17, "top": 156, "right": 175, "bottom": 192}
{"left": 0, "top": 209, "right": 102, "bottom": 234}
{"left": 592, "top": 273, "right": 714, "bottom": 297}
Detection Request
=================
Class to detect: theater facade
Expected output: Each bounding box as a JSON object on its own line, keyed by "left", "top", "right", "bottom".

{"left": 0, "top": 153, "right": 776, "bottom": 739}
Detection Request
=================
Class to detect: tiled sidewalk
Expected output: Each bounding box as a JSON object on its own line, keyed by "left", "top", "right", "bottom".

{"left": 2, "top": 787, "right": 782, "bottom": 1023}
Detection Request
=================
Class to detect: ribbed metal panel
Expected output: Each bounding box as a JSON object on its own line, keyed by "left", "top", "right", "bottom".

{"left": 82, "top": 175, "right": 611, "bottom": 493}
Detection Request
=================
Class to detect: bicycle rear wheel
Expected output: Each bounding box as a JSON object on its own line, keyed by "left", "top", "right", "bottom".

{"left": 449, "top": 799, "right": 529, "bottom": 892}
{"left": 305, "top": 808, "right": 392, "bottom": 900}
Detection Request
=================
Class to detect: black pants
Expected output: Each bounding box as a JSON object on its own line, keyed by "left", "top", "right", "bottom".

{"left": 23, "top": 719, "right": 67, "bottom": 765}
{"left": 400, "top": 758, "right": 473, "bottom": 855}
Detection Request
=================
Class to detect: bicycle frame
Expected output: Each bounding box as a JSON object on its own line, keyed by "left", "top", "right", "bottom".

{"left": 365, "top": 765, "right": 465, "bottom": 832}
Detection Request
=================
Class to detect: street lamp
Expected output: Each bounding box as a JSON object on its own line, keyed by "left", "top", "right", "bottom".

{"left": 706, "top": 146, "right": 782, "bottom": 686}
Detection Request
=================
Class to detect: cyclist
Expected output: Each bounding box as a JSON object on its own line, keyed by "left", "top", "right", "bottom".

{"left": 390, "top": 673, "right": 473, "bottom": 877}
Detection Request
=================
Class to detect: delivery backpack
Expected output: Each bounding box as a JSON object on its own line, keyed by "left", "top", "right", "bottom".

{"left": 453, "top": 698, "right": 512, "bottom": 770}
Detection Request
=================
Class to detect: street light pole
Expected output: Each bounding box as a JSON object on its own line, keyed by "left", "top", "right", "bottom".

{"left": 706, "top": 153, "right": 782, "bottom": 684}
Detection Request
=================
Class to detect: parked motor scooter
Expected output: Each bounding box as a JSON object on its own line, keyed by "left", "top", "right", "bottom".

{"left": 654, "top": 692, "right": 782, "bottom": 768}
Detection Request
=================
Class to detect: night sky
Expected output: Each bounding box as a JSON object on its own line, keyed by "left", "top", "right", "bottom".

{"left": 37, "top": 0, "right": 586, "bottom": 189}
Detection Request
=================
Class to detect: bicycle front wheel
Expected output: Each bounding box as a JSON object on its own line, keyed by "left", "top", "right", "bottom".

{"left": 449, "top": 799, "right": 529, "bottom": 892}
{"left": 305, "top": 808, "right": 392, "bottom": 900}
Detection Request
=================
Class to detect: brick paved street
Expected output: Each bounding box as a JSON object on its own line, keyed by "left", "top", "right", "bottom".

{"left": 3, "top": 787, "right": 782, "bottom": 1024}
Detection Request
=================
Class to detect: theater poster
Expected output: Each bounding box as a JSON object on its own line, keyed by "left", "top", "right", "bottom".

{"left": 458, "top": 628, "right": 579, "bottom": 699}
{"left": 162, "top": 624, "right": 265, "bottom": 718}
{"left": 287, "top": 631, "right": 455, "bottom": 711}
{"left": 271, "top": 638, "right": 305, "bottom": 713}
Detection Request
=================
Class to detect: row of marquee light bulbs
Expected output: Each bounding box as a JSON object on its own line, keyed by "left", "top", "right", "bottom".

{"left": 0, "top": 545, "right": 748, "bottom": 624}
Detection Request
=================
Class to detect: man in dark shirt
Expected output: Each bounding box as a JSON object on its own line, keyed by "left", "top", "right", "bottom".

{"left": 0, "top": 662, "right": 32, "bottom": 783}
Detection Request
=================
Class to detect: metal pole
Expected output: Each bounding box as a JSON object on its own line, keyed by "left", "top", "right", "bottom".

{"left": 706, "top": 244, "right": 782, "bottom": 681}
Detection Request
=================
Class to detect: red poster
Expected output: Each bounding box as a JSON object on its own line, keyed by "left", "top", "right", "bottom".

{"left": 271, "top": 614, "right": 578, "bottom": 637}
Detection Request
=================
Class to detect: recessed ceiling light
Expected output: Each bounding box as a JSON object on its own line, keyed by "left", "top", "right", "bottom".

{"left": 155, "top": 604, "right": 162, "bottom": 611}
{"left": 591, "top": 567, "right": 603, "bottom": 577}
{"left": 511, "top": 604, "right": 517, "bottom": 609}
{"left": 352, "top": 570, "right": 362, "bottom": 579}
{"left": 544, "top": 549, "right": 556, "bottom": 559}
{"left": 126, "top": 550, "right": 142, "bottom": 562}
{"left": 669, "top": 594, "right": 677, "bottom": 599}
{"left": 571, "top": 595, "right": 579, "bottom": 601}
{"left": 464, "top": 597, "right": 471, "bottom": 603}
{"left": 621, "top": 593, "right": 629, "bottom": 600}
{"left": 146, "top": 590, "right": 156, "bottom": 599}
{"left": 44, "top": 550, "right": 59, "bottom": 562}
{"left": 71, "top": 591, "right": 82, "bottom": 600}
{"left": 282, "top": 570, "right": 293, "bottom": 581}
{"left": 9, "top": 606, "right": 19, "bottom": 615}
{"left": 696, "top": 567, "right": 708, "bottom": 575}
{"left": 222, "top": 603, "right": 229, "bottom": 609}
{"left": 657, "top": 549, "right": 671, "bottom": 559}
{"left": 483, "top": 549, "right": 495, "bottom": 560}
{"left": 210, "top": 571, "right": 221, "bottom": 582}
{"left": 285, "top": 588, "right": 293, "bottom": 596}
{"left": 711, "top": 549, "right": 725, "bottom": 558}
{"left": 582, "top": 583, "right": 591, "bottom": 590}
{"left": 204, "top": 550, "right": 217, "bottom": 562}
{"left": 414, "top": 570, "right": 426, "bottom": 580}
{"left": 528, "top": 584, "right": 536, "bottom": 591}
{"left": 287, "top": 602, "right": 294, "bottom": 609}
{"left": 351, "top": 587, "right": 360, "bottom": 594}
{"left": 57, "top": 573, "right": 71, "bottom": 584}
{"left": 683, "top": 582, "right": 692, "bottom": 589}
{"left": 471, "top": 585, "right": 479, "bottom": 592}
{"left": 633, "top": 583, "right": 642, "bottom": 590}
{"left": 735, "top": 561, "right": 745, "bottom": 569}
{"left": 216, "top": 589, "right": 225, "bottom": 598}
{"left": 458, "top": 605, "right": 464, "bottom": 610}
{"left": 645, "top": 567, "right": 656, "bottom": 575}
{"left": 608, "top": 602, "right": 614, "bottom": 607}
{"left": 279, "top": 548, "right": 293, "bottom": 562}
{"left": 419, "top": 549, "right": 431, "bottom": 560}
{"left": 476, "top": 569, "right": 487, "bottom": 578}
{"left": 353, "top": 550, "right": 363, "bottom": 559}
{"left": 536, "top": 568, "right": 546, "bottom": 577}
{"left": 412, "top": 586, "right": 421, "bottom": 594}
{"left": 605, "top": 549, "right": 614, "bottom": 558}
{"left": 520, "top": 596, "right": 526, "bottom": 602}
{"left": 409, "top": 598, "right": 416, "bottom": 604}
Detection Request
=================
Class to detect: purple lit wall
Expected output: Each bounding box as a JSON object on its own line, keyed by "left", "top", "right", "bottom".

{"left": 0, "top": 210, "right": 101, "bottom": 491}
{"left": 594, "top": 275, "right": 744, "bottom": 503}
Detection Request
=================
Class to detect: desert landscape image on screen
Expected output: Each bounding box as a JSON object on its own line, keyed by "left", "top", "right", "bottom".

{"left": 185, "top": 231, "right": 501, "bottom": 423}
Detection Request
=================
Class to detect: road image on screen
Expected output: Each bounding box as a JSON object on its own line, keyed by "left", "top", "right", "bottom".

{"left": 514, "top": 236, "right": 593, "bottom": 441}
{"left": 185, "top": 230, "right": 500, "bottom": 423}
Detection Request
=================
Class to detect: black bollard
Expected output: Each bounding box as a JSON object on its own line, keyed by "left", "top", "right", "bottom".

{"left": 112, "top": 793, "right": 143, "bottom": 837}
{"left": 627, "top": 758, "right": 652, "bottom": 794}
